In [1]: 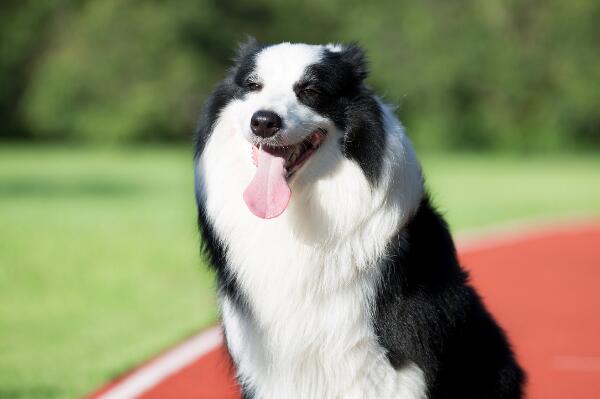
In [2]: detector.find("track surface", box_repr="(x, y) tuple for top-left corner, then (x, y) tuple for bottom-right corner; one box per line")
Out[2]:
(89, 222), (600, 399)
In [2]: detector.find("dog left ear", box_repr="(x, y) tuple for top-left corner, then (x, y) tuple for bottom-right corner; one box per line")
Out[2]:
(339, 43), (368, 81)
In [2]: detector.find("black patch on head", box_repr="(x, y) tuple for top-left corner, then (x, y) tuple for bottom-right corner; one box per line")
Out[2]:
(295, 43), (386, 184)
(232, 37), (265, 91)
(194, 37), (265, 158)
(373, 196), (525, 398)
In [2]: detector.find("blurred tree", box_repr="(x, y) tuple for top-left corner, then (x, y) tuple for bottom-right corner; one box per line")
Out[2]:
(0, 0), (76, 139)
(0, 0), (598, 149)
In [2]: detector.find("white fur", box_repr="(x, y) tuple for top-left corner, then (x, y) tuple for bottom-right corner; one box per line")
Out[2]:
(197, 43), (426, 399)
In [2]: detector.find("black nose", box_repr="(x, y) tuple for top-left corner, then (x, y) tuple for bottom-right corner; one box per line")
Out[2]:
(250, 110), (283, 138)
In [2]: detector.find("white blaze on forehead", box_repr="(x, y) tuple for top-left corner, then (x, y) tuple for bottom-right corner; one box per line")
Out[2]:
(254, 43), (324, 90)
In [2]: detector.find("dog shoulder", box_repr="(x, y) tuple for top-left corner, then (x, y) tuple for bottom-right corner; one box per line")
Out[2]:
(373, 197), (525, 398)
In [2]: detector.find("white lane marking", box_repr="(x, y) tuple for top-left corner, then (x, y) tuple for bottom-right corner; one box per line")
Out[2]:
(94, 326), (223, 399)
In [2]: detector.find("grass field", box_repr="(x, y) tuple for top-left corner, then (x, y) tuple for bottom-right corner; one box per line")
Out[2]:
(1, 145), (599, 399)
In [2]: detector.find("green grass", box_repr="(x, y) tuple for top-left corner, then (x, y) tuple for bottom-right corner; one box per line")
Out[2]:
(0, 145), (599, 399)
(0, 145), (215, 399)
(420, 152), (600, 230)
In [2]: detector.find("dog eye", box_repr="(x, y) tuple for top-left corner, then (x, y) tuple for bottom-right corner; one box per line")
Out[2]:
(245, 81), (263, 91)
(302, 85), (321, 95)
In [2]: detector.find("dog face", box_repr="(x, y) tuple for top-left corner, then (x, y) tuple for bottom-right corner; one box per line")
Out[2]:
(233, 42), (336, 149)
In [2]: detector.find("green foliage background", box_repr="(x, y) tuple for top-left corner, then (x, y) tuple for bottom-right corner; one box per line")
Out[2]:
(1, 3), (599, 397)
(1, 0), (599, 150)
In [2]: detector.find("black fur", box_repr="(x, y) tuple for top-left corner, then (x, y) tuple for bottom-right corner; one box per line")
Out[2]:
(232, 37), (265, 92)
(374, 196), (525, 398)
(296, 45), (386, 183)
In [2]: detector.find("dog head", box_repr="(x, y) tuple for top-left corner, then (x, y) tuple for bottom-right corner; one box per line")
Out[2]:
(196, 40), (421, 227)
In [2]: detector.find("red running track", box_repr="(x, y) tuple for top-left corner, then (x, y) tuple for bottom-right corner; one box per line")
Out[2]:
(88, 221), (600, 399)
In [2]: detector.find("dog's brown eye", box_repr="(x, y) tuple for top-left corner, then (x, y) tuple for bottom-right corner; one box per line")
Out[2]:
(246, 82), (262, 91)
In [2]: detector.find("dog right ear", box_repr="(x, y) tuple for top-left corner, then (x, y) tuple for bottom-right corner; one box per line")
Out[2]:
(235, 36), (260, 63)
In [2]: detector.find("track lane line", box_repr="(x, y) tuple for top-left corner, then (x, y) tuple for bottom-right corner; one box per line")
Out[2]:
(90, 326), (223, 399)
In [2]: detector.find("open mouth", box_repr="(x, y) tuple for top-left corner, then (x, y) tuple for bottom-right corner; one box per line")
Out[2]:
(251, 129), (326, 178)
(243, 129), (326, 219)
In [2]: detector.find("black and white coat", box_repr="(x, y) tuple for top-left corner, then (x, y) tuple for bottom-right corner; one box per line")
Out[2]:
(194, 40), (524, 399)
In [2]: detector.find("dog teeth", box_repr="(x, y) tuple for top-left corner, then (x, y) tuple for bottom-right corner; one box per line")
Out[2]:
(285, 132), (324, 169)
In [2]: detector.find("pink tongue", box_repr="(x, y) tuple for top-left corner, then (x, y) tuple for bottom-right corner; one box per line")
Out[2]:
(243, 146), (291, 219)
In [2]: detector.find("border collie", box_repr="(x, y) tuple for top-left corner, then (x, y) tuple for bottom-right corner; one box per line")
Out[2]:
(194, 40), (524, 399)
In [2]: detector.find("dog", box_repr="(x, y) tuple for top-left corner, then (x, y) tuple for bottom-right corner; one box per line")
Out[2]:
(194, 39), (524, 399)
